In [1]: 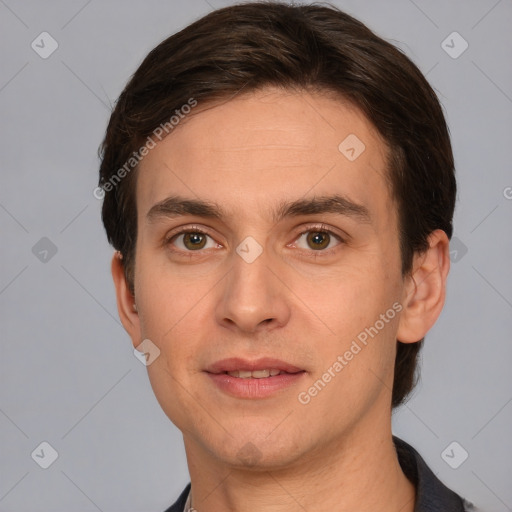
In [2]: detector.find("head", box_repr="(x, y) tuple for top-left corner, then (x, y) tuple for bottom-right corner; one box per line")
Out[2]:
(99, 2), (454, 468)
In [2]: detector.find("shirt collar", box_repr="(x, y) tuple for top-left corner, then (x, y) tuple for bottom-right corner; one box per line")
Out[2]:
(393, 436), (470, 512)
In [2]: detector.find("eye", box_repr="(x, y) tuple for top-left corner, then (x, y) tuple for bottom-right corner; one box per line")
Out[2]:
(167, 230), (218, 251)
(293, 227), (343, 252)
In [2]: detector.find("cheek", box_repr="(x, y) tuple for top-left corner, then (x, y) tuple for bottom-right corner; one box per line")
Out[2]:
(302, 260), (397, 332)
(300, 254), (402, 381)
(135, 245), (205, 324)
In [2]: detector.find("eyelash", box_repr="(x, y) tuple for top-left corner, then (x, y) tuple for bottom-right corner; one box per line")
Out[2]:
(164, 224), (345, 258)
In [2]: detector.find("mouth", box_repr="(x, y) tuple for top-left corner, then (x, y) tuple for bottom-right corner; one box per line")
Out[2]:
(204, 357), (306, 398)
(205, 357), (305, 376)
(221, 369), (301, 379)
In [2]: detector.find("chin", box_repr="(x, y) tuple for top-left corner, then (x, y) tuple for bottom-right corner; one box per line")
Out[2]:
(209, 429), (306, 471)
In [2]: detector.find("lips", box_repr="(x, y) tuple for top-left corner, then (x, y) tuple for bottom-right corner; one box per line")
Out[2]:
(205, 357), (304, 375)
(205, 357), (307, 399)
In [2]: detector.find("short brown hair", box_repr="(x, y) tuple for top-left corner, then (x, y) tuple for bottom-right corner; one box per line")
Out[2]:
(98, 1), (456, 408)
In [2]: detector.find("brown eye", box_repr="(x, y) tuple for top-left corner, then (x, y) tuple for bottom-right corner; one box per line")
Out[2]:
(306, 231), (331, 250)
(182, 232), (207, 250)
(293, 229), (342, 253)
(168, 230), (217, 252)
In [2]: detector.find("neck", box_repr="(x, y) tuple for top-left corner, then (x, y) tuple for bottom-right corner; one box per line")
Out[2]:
(182, 414), (415, 512)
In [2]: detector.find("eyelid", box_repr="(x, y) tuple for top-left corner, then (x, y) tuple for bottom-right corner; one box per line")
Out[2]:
(165, 224), (212, 239)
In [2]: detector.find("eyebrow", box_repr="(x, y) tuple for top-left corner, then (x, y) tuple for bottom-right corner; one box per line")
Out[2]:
(146, 194), (371, 224)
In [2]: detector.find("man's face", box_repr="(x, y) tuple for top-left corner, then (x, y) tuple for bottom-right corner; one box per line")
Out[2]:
(131, 88), (406, 468)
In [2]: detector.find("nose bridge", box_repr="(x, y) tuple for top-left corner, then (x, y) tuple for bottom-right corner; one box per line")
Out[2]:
(215, 240), (290, 333)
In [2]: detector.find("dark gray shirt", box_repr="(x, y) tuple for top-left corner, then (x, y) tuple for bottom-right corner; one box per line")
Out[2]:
(163, 436), (477, 512)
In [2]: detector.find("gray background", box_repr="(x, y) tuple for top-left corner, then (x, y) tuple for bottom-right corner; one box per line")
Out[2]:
(1, 0), (511, 510)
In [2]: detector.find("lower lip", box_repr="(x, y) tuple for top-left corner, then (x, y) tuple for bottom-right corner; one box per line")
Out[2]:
(206, 371), (306, 399)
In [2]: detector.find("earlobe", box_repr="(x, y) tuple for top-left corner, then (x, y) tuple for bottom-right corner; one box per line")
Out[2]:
(111, 251), (141, 346)
(396, 230), (450, 344)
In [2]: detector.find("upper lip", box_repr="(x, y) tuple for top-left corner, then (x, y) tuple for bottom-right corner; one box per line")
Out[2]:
(205, 357), (304, 374)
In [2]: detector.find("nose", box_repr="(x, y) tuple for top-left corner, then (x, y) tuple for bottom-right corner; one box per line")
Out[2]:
(215, 244), (291, 334)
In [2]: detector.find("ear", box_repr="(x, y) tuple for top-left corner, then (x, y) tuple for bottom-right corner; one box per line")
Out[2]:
(111, 251), (141, 349)
(397, 230), (451, 343)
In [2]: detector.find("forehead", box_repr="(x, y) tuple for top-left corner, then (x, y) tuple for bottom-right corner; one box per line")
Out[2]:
(136, 87), (393, 226)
